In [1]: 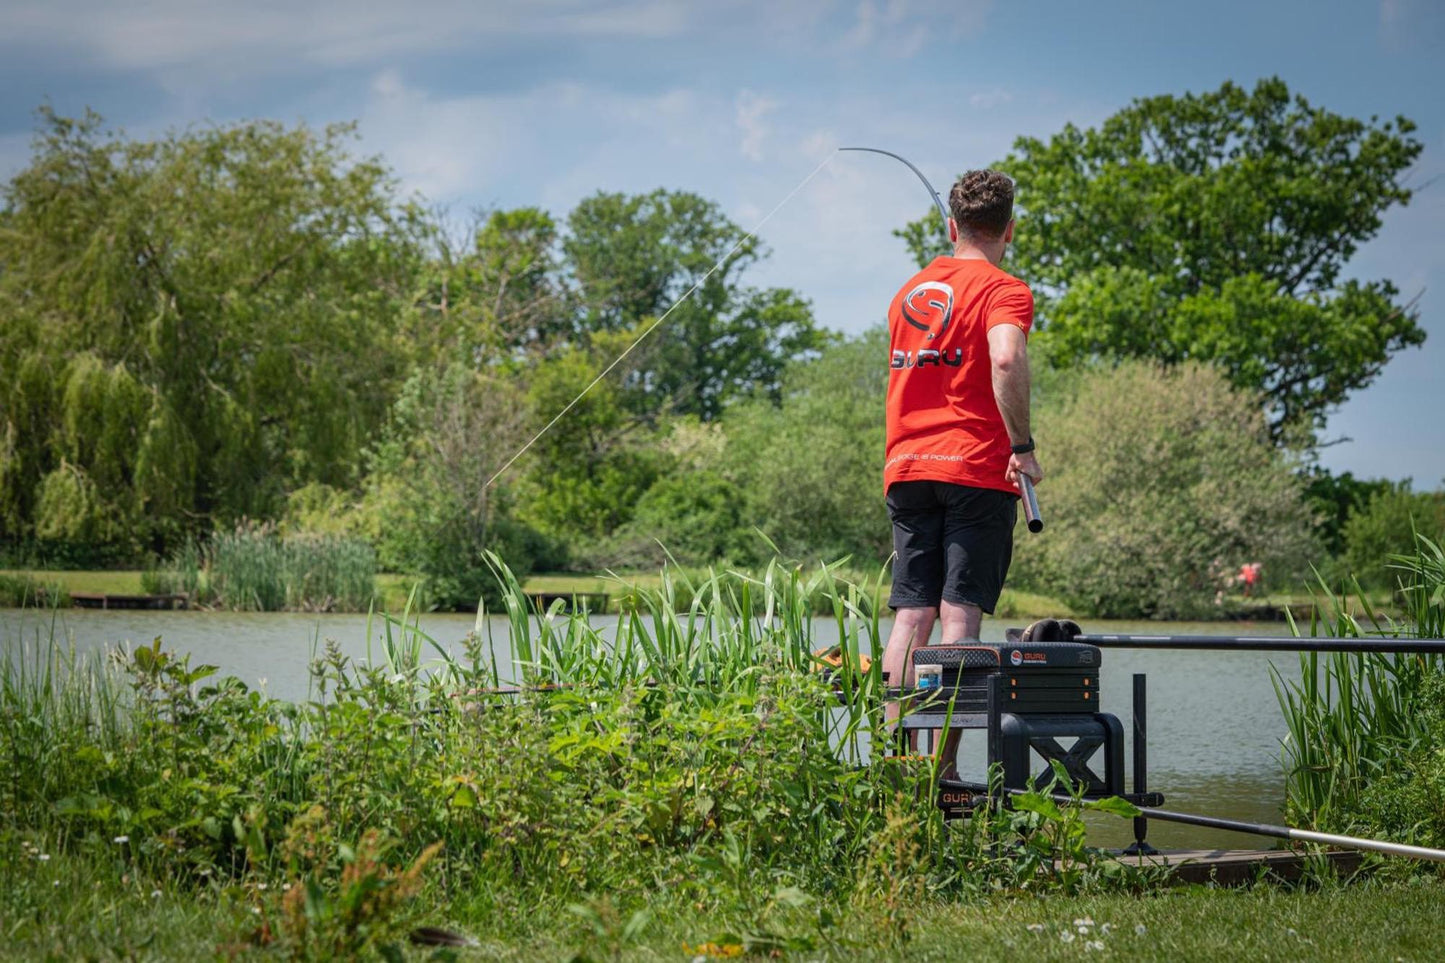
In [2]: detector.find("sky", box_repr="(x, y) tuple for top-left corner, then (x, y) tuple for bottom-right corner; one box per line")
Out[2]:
(2, 0), (1442, 485)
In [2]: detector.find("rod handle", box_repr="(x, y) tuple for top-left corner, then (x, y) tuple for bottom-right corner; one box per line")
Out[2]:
(1019, 473), (1043, 533)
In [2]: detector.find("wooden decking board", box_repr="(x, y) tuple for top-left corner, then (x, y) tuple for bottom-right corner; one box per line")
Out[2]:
(69, 592), (190, 610)
(1111, 848), (1362, 885)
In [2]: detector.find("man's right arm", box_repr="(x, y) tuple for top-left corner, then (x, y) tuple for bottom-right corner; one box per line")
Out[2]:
(987, 324), (1043, 486)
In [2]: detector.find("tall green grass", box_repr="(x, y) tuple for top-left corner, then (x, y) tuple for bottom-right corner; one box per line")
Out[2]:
(144, 523), (377, 611)
(3, 554), (1139, 950)
(1274, 533), (1445, 842)
(0, 572), (67, 608)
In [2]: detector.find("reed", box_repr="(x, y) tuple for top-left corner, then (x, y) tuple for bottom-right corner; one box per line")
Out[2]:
(147, 523), (377, 611)
(2, 554), (1141, 956)
(1273, 533), (1445, 838)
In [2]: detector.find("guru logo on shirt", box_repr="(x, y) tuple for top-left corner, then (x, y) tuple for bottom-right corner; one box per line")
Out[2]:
(901, 281), (954, 340)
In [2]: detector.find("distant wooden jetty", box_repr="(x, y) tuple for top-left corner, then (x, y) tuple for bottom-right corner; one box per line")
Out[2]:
(526, 591), (610, 614)
(70, 592), (190, 610)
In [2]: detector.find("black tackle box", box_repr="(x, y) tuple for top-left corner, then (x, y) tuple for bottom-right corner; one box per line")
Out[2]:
(910, 642), (1101, 714)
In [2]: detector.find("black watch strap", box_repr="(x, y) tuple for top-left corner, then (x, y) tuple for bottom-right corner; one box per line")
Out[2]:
(1010, 437), (1035, 455)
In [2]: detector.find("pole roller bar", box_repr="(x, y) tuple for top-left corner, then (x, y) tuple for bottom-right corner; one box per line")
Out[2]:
(1072, 634), (1445, 654)
(938, 779), (1445, 863)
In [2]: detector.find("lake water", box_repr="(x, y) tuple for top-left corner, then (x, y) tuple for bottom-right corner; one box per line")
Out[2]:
(2, 606), (1305, 851)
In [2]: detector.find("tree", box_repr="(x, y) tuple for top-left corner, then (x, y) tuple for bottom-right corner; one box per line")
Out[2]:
(899, 78), (1425, 441)
(721, 328), (890, 566)
(1018, 360), (1318, 618)
(358, 363), (557, 610)
(0, 110), (422, 550)
(1340, 484), (1445, 589)
(400, 207), (572, 368)
(564, 189), (823, 422)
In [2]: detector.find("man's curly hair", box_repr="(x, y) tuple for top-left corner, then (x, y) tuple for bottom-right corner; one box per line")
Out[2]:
(948, 170), (1014, 240)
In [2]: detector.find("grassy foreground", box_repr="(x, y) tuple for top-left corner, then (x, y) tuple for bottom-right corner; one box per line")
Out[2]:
(5, 557), (1443, 960)
(4, 847), (1442, 961)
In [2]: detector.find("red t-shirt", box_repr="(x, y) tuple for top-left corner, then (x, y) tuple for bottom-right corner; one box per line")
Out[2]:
(883, 257), (1033, 495)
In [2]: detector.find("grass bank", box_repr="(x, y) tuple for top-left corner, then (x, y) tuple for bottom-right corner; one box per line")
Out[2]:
(7, 567), (1111, 621)
(4, 846), (1442, 961)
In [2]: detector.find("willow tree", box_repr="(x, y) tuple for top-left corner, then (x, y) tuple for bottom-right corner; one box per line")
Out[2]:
(0, 110), (423, 550)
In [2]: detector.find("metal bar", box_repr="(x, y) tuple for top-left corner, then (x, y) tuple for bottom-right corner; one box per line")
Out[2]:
(1125, 673), (1156, 855)
(1018, 474), (1043, 533)
(1074, 635), (1445, 654)
(937, 779), (1445, 863)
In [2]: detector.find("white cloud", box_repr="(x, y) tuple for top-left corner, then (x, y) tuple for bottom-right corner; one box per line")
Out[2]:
(840, 0), (992, 55)
(968, 88), (1013, 109)
(0, 0), (698, 72)
(735, 90), (779, 162)
(355, 71), (710, 206)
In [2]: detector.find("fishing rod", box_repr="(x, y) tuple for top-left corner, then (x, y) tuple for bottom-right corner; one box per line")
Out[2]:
(938, 778), (1445, 863)
(842, 146), (1044, 534)
(1071, 634), (1445, 654)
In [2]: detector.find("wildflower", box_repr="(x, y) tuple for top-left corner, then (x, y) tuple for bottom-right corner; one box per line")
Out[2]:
(257, 883), (268, 891)
(38, 853), (50, 862)
(53, 881), (59, 888)
(1101, 923), (1113, 935)
(151, 890), (161, 899)
(113, 835), (129, 844)
(282, 882), (292, 891)
(1135, 924), (1147, 936)
(1085, 940), (1105, 952)
(1074, 917), (1095, 928)
(1027, 923), (1045, 934)
(1060, 930), (1076, 944)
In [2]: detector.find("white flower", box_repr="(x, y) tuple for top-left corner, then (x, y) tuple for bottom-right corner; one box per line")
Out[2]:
(113, 835), (129, 844)
(1085, 940), (1105, 952)
(1101, 923), (1113, 935)
(1078, 926), (1091, 935)
(1026, 923), (1045, 934)
(53, 880), (60, 887)
(38, 853), (50, 861)
(1074, 917), (1095, 928)
(151, 890), (161, 898)
(257, 883), (268, 891)
(1135, 924), (1147, 935)
(1060, 931), (1076, 943)
(252, 906), (261, 915)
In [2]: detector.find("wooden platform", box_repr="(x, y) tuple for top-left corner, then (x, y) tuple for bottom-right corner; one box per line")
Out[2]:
(70, 592), (190, 610)
(1112, 848), (1362, 886)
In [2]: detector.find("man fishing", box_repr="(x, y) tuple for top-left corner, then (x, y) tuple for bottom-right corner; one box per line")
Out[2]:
(880, 169), (1043, 768)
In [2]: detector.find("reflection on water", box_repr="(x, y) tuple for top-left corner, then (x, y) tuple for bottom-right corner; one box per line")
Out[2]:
(2, 606), (1300, 850)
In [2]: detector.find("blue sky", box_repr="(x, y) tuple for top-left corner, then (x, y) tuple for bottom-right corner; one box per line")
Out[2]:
(3, 0), (1441, 484)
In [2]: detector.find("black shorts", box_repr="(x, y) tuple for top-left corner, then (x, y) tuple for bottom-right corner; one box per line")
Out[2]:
(886, 480), (1017, 614)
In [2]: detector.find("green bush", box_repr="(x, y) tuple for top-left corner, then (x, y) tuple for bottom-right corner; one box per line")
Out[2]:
(721, 329), (890, 566)
(1021, 359), (1317, 618)
(1340, 485), (1445, 589)
(0, 560), (1148, 926)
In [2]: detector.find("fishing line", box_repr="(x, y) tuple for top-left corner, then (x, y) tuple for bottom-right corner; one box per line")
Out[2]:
(485, 150), (839, 489)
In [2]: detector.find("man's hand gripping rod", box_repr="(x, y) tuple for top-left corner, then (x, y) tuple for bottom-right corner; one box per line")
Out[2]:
(841, 147), (1043, 533)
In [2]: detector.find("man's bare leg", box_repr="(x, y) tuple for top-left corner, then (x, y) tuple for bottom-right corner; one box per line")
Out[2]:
(938, 599), (982, 642)
(934, 599), (983, 777)
(882, 607), (936, 754)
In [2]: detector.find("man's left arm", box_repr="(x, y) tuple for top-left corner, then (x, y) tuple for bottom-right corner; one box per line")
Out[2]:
(988, 324), (1043, 486)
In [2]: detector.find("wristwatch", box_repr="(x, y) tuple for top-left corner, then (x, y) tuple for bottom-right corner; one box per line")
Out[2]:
(1010, 437), (1035, 455)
